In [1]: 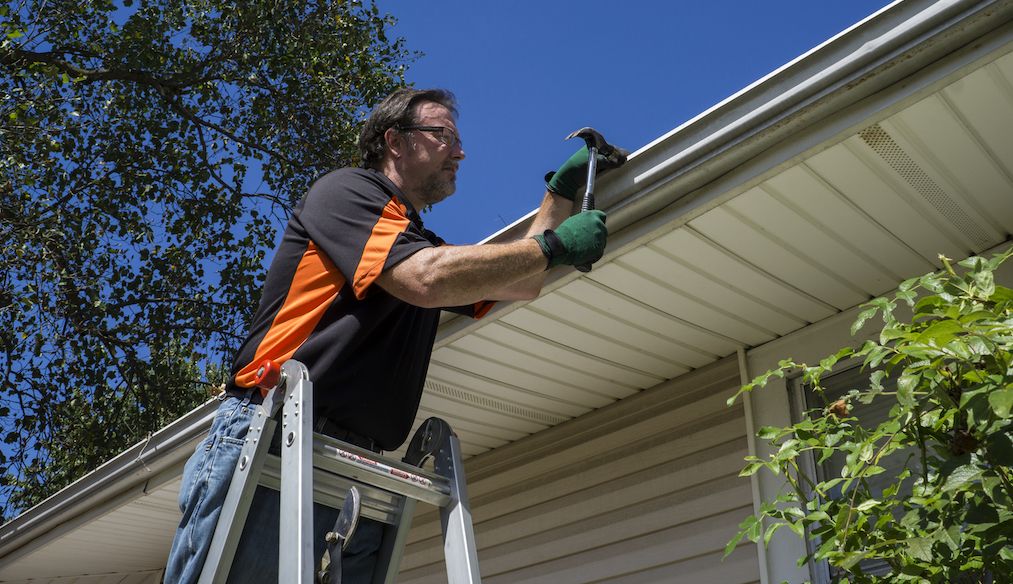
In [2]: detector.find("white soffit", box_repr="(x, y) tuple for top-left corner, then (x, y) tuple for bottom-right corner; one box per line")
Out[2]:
(417, 45), (1013, 459)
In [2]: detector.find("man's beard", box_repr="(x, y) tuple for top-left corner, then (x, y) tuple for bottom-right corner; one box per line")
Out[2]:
(417, 171), (455, 206)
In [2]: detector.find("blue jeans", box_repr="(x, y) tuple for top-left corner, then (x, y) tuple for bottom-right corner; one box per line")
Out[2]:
(164, 393), (383, 583)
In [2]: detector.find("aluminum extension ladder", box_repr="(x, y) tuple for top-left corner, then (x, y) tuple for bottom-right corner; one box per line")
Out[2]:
(196, 359), (482, 583)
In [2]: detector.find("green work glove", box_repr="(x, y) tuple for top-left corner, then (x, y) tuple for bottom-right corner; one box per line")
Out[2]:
(544, 147), (626, 201)
(532, 210), (608, 269)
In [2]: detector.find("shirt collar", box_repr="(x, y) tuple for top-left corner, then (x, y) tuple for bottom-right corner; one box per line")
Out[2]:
(368, 168), (425, 226)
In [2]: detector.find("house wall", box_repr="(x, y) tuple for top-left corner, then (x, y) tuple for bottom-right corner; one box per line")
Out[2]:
(397, 357), (761, 584)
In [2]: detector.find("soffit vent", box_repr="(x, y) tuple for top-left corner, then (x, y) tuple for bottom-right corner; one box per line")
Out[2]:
(859, 124), (991, 248)
(424, 379), (570, 426)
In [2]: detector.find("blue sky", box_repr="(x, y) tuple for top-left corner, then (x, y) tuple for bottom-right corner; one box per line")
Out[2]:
(375, 0), (895, 244)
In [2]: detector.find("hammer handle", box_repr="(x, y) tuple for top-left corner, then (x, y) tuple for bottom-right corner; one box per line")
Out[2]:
(575, 146), (598, 273)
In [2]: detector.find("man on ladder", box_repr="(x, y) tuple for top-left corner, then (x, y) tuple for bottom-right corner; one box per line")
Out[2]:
(165, 87), (622, 583)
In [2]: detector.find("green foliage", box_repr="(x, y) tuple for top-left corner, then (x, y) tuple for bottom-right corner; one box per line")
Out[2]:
(0, 0), (412, 519)
(727, 250), (1013, 583)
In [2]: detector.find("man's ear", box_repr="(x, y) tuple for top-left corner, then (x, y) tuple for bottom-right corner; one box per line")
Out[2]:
(384, 127), (405, 160)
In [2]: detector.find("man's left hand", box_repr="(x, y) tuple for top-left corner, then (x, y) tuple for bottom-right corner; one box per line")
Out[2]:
(544, 146), (628, 201)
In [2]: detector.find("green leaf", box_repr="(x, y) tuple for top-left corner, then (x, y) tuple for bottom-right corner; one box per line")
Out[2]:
(855, 498), (879, 512)
(895, 289), (917, 306)
(965, 498), (999, 530)
(985, 431), (1013, 466)
(965, 335), (992, 357)
(839, 550), (871, 570)
(777, 439), (799, 459)
(880, 324), (910, 343)
(959, 310), (994, 324)
(740, 514), (762, 541)
(905, 537), (934, 562)
(724, 527), (749, 558)
(851, 306), (879, 335)
(987, 387), (1013, 418)
(941, 525), (961, 551)
(945, 339), (973, 360)
(739, 461), (764, 477)
(864, 465), (886, 477)
(763, 521), (785, 546)
(898, 276), (920, 292)
(897, 372), (919, 408)
(942, 464), (982, 493)
(991, 285), (1013, 304)
(916, 319), (964, 346)
(914, 294), (944, 316)
(973, 267), (995, 297)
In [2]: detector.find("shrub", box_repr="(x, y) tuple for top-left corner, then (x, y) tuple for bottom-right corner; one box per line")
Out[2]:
(727, 249), (1013, 583)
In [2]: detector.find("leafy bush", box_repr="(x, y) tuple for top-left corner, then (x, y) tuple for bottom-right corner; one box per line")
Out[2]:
(727, 249), (1013, 583)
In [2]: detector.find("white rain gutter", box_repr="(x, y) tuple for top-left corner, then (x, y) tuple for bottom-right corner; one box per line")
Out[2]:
(437, 0), (1013, 346)
(0, 400), (218, 566)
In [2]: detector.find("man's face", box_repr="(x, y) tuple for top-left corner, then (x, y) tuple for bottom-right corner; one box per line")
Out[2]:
(400, 102), (465, 207)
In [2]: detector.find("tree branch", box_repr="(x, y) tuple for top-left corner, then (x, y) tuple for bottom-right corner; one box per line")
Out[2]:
(160, 89), (293, 167)
(2, 47), (184, 91)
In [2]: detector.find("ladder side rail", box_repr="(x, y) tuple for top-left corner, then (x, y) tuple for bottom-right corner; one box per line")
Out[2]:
(197, 399), (282, 583)
(278, 360), (315, 584)
(435, 432), (482, 584)
(371, 497), (418, 584)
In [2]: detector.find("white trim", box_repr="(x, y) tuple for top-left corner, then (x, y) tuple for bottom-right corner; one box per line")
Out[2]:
(737, 347), (769, 584)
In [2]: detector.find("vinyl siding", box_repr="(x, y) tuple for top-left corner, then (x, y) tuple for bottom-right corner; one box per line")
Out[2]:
(398, 357), (760, 584)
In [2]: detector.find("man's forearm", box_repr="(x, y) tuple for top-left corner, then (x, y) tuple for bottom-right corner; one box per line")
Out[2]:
(378, 191), (585, 307)
(491, 190), (575, 299)
(524, 190), (575, 237)
(376, 236), (550, 308)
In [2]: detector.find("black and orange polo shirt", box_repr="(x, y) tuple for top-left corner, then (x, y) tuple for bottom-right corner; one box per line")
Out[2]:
(228, 168), (492, 450)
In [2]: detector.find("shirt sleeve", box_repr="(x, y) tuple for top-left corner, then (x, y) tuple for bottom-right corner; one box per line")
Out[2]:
(443, 301), (496, 319)
(296, 169), (435, 300)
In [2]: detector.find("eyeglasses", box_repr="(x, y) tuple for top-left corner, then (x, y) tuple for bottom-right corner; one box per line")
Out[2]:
(397, 125), (462, 149)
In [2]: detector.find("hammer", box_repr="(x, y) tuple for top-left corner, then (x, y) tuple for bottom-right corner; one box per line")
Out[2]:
(565, 127), (627, 272)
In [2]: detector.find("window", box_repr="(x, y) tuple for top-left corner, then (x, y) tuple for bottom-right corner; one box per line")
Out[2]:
(790, 365), (919, 583)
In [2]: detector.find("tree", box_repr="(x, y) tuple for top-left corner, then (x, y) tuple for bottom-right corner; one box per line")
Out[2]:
(727, 249), (1013, 583)
(0, 0), (413, 519)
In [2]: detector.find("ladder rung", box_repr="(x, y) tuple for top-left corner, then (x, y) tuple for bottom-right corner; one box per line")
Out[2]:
(259, 455), (406, 524)
(310, 434), (452, 507)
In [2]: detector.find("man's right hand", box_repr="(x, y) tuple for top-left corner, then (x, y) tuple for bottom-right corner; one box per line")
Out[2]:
(532, 210), (608, 269)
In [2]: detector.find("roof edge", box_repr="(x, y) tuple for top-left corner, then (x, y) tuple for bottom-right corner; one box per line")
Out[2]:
(436, 0), (1013, 346)
(0, 400), (218, 563)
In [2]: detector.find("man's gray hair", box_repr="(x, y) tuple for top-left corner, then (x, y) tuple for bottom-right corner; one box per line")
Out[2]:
(358, 88), (458, 169)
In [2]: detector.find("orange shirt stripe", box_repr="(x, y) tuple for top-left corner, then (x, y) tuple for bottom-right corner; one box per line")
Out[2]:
(234, 242), (345, 387)
(352, 197), (411, 300)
